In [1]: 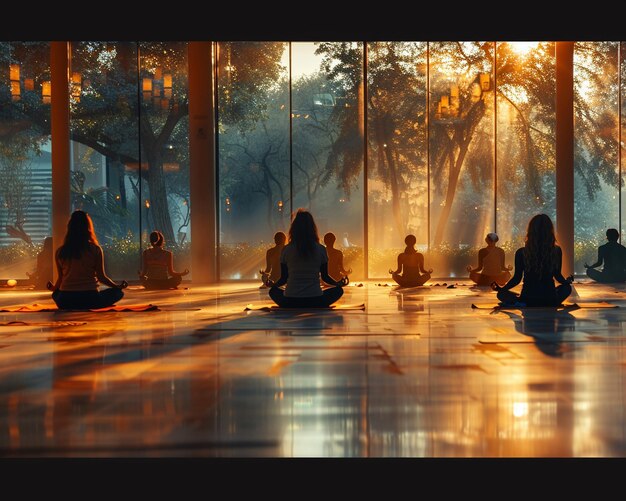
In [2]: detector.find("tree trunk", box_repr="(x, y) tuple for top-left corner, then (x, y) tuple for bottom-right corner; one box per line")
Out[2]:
(433, 140), (471, 247)
(146, 152), (175, 245)
(384, 145), (404, 236)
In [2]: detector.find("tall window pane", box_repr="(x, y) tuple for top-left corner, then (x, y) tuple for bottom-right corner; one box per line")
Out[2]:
(70, 42), (140, 279)
(367, 42), (427, 278)
(0, 42), (51, 282)
(496, 42), (556, 267)
(429, 42), (494, 278)
(139, 42), (191, 278)
(574, 42), (619, 274)
(292, 42), (364, 279)
(217, 42), (288, 279)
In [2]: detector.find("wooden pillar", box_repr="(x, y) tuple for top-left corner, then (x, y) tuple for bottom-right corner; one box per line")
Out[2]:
(188, 42), (217, 283)
(51, 42), (71, 280)
(556, 41), (575, 276)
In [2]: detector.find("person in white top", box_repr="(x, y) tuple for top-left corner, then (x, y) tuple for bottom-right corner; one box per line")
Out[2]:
(466, 232), (512, 286)
(50, 210), (127, 309)
(264, 209), (348, 308)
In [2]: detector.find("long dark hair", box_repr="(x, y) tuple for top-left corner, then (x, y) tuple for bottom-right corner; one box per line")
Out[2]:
(523, 214), (557, 277)
(57, 210), (99, 261)
(404, 234), (417, 254)
(288, 209), (319, 257)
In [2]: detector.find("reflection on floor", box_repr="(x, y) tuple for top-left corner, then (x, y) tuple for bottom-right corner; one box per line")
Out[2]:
(1, 280), (626, 457)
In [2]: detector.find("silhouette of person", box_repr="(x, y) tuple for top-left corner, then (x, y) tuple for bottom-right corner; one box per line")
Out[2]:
(389, 234), (432, 287)
(323, 232), (352, 284)
(27, 236), (53, 290)
(260, 231), (286, 287)
(50, 210), (127, 309)
(139, 230), (189, 290)
(265, 209), (348, 308)
(584, 228), (626, 283)
(467, 232), (512, 286)
(493, 214), (573, 307)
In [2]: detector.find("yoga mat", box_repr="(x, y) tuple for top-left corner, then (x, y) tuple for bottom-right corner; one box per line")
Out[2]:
(471, 302), (618, 310)
(0, 320), (87, 327)
(244, 303), (366, 312)
(0, 303), (159, 313)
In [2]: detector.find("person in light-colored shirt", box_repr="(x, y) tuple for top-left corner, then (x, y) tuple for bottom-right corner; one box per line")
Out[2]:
(50, 210), (127, 309)
(265, 209), (348, 308)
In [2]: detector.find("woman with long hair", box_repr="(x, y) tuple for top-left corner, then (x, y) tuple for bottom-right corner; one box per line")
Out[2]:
(493, 214), (573, 306)
(389, 234), (433, 287)
(49, 210), (127, 309)
(139, 230), (189, 290)
(265, 209), (348, 308)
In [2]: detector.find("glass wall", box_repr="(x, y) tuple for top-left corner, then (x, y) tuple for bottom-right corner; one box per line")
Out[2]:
(367, 42), (427, 278)
(139, 42), (191, 277)
(69, 42), (190, 280)
(3, 41), (626, 281)
(429, 42), (494, 278)
(574, 42), (620, 274)
(496, 42), (556, 267)
(292, 42), (364, 279)
(0, 42), (51, 282)
(217, 42), (289, 279)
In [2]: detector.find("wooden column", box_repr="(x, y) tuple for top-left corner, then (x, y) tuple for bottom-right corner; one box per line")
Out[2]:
(556, 41), (575, 276)
(188, 42), (217, 283)
(51, 42), (71, 280)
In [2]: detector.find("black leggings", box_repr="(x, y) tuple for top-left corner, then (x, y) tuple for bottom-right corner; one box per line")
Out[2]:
(141, 276), (182, 290)
(269, 286), (344, 308)
(392, 272), (430, 287)
(52, 288), (124, 310)
(497, 284), (572, 307)
(586, 268), (626, 284)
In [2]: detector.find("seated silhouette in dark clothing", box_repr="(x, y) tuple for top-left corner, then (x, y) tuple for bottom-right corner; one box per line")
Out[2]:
(494, 214), (572, 307)
(585, 228), (626, 283)
(323, 232), (351, 284)
(260, 231), (286, 288)
(389, 234), (432, 287)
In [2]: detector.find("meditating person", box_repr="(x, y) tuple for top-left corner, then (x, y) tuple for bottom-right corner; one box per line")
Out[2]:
(323, 232), (352, 283)
(27, 236), (53, 290)
(389, 234), (432, 287)
(265, 209), (348, 308)
(139, 230), (189, 290)
(584, 228), (626, 283)
(493, 214), (573, 307)
(260, 231), (286, 287)
(50, 210), (127, 310)
(466, 232), (512, 286)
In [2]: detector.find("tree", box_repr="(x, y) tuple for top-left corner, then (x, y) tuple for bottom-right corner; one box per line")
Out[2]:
(316, 41), (620, 248)
(2, 41), (287, 248)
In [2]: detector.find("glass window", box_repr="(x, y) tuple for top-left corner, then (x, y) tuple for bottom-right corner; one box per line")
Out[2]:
(429, 42), (495, 278)
(217, 42), (289, 280)
(574, 42), (619, 274)
(366, 42), (427, 278)
(292, 42), (364, 279)
(0, 42), (51, 282)
(496, 42), (556, 267)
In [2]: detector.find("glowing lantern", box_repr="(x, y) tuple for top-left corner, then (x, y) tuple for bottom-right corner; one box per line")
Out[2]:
(9, 64), (20, 81)
(24, 78), (34, 91)
(10, 81), (20, 101)
(42, 81), (51, 104)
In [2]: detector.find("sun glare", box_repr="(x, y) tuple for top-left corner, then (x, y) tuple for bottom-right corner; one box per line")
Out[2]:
(509, 41), (541, 57)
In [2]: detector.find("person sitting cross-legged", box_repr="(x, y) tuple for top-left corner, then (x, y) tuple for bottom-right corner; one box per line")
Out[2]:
(585, 228), (626, 283)
(467, 232), (512, 287)
(493, 214), (573, 307)
(265, 209), (348, 308)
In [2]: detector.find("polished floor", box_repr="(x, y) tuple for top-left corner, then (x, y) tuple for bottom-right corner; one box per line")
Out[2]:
(1, 279), (626, 457)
